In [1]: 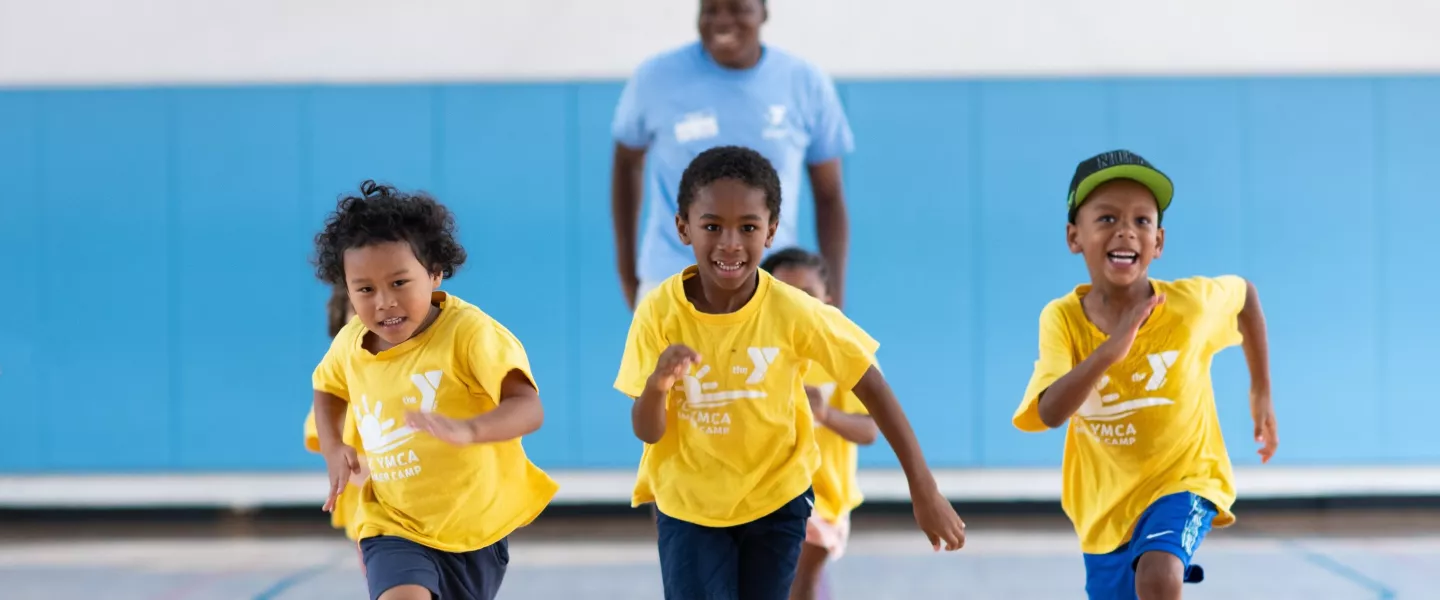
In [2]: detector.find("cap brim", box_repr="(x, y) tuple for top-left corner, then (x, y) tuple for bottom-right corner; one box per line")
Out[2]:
(1070, 165), (1174, 213)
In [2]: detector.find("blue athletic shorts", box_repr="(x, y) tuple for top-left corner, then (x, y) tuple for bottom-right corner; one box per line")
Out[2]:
(654, 488), (814, 600)
(359, 534), (508, 600)
(1082, 492), (1217, 600)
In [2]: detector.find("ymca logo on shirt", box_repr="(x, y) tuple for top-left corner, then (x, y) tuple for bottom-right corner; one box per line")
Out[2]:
(353, 370), (443, 482)
(762, 104), (792, 141)
(677, 347), (780, 435)
(1075, 351), (1180, 446)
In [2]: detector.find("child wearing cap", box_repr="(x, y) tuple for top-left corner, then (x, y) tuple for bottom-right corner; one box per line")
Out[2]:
(1012, 150), (1279, 600)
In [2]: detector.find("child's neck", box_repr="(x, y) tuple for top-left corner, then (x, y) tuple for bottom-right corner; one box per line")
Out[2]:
(685, 272), (759, 314)
(363, 303), (441, 354)
(1082, 277), (1154, 334)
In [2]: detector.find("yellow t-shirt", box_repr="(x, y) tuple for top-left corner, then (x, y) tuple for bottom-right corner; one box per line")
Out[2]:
(1014, 276), (1248, 554)
(312, 292), (559, 553)
(615, 266), (879, 528)
(804, 360), (874, 523)
(302, 408), (364, 540)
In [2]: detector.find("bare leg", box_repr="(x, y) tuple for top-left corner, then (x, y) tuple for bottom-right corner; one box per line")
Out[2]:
(1134, 551), (1184, 600)
(788, 542), (831, 600)
(378, 584), (433, 600)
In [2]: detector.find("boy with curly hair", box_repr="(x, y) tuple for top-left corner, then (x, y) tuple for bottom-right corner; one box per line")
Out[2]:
(310, 181), (559, 600)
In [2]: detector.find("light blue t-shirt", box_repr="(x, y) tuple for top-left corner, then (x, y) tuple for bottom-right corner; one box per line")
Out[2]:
(612, 41), (855, 284)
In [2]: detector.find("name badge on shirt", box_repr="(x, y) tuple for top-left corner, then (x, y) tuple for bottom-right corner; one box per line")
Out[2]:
(674, 111), (720, 143)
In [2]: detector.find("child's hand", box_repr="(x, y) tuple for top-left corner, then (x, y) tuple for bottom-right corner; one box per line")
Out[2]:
(350, 458), (372, 488)
(1100, 293), (1166, 363)
(912, 484), (966, 552)
(648, 344), (702, 393)
(1250, 390), (1278, 463)
(406, 411), (478, 446)
(805, 385), (830, 424)
(321, 444), (361, 513)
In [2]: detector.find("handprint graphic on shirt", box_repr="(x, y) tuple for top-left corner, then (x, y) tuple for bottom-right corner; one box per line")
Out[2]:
(353, 370), (446, 454)
(353, 395), (417, 454)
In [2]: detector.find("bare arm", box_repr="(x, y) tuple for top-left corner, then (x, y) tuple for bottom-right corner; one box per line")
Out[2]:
(820, 410), (878, 445)
(1034, 350), (1121, 428)
(807, 386), (877, 445)
(312, 391), (349, 452)
(314, 390), (359, 512)
(808, 159), (850, 309)
(1035, 293), (1163, 428)
(1237, 279), (1278, 462)
(630, 344), (698, 444)
(850, 367), (934, 485)
(1238, 280), (1271, 394)
(466, 370), (545, 444)
(612, 144), (648, 309)
(850, 365), (966, 550)
(631, 382), (669, 445)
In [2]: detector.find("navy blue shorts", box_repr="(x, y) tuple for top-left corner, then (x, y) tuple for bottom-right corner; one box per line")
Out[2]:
(359, 535), (508, 600)
(1083, 492), (1217, 600)
(655, 488), (814, 600)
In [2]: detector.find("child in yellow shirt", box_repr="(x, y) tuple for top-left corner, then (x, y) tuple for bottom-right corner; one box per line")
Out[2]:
(310, 180), (559, 600)
(1013, 150), (1279, 600)
(760, 247), (879, 600)
(616, 146), (965, 600)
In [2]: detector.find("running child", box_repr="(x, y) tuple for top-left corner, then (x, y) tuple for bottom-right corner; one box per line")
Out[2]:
(1012, 150), (1278, 600)
(310, 180), (559, 600)
(303, 285), (367, 541)
(760, 247), (879, 600)
(616, 145), (965, 600)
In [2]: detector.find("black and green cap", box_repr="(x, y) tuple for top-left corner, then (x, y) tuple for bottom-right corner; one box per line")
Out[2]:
(1066, 149), (1173, 222)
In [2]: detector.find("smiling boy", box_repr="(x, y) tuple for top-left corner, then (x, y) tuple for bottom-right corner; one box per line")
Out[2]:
(1012, 150), (1279, 600)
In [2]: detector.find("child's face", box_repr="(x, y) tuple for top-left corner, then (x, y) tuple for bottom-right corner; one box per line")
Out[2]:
(676, 178), (777, 292)
(342, 240), (443, 346)
(772, 265), (831, 305)
(1066, 179), (1165, 289)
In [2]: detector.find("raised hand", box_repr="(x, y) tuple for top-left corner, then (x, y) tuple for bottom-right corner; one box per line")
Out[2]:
(1099, 293), (1166, 363)
(649, 344), (702, 392)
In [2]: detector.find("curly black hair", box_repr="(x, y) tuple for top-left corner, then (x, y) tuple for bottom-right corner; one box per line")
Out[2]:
(311, 180), (468, 286)
(676, 145), (782, 223)
(759, 246), (828, 282)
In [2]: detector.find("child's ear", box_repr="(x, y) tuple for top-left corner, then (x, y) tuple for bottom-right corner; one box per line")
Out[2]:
(1065, 223), (1082, 254)
(1154, 226), (1165, 259)
(675, 214), (692, 246)
(764, 220), (778, 248)
(428, 268), (444, 288)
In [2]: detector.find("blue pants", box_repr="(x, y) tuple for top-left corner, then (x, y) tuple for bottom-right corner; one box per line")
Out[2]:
(655, 488), (814, 600)
(1083, 492), (1217, 600)
(359, 535), (508, 600)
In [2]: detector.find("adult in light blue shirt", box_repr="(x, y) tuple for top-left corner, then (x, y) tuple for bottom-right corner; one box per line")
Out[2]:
(610, 0), (856, 310)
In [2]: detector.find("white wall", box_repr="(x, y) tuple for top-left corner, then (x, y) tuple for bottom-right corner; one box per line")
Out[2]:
(2, 0), (1439, 86)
